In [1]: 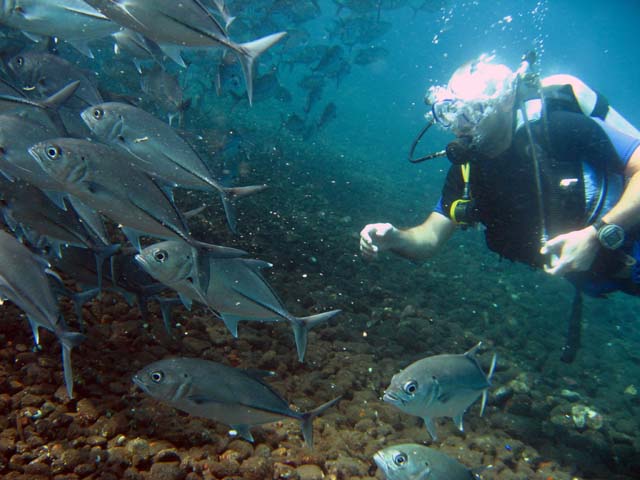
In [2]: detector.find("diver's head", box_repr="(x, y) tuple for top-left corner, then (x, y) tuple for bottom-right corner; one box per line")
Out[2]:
(426, 54), (518, 157)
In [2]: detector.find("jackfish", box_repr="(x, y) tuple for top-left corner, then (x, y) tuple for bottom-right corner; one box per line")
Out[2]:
(383, 343), (496, 440)
(28, 137), (245, 258)
(133, 357), (341, 445)
(0, 0), (118, 57)
(82, 0), (286, 104)
(81, 101), (266, 233)
(135, 240), (341, 362)
(0, 230), (84, 398)
(374, 443), (477, 480)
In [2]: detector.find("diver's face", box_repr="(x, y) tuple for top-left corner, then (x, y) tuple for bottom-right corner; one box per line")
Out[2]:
(456, 95), (515, 158)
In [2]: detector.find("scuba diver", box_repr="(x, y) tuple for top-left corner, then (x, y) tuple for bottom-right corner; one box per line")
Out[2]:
(359, 53), (640, 362)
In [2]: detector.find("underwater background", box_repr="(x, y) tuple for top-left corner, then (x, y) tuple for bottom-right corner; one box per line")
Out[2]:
(1, 0), (639, 479)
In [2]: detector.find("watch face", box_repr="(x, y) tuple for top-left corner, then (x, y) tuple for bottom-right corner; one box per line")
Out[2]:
(599, 224), (625, 250)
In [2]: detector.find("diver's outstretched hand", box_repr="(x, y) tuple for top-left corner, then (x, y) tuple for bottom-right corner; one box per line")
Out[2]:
(359, 223), (398, 259)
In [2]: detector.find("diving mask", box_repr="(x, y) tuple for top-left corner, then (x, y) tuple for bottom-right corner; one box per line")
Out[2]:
(426, 54), (517, 136)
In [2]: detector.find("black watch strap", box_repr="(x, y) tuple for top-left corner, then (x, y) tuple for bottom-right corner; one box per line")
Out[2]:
(592, 219), (625, 250)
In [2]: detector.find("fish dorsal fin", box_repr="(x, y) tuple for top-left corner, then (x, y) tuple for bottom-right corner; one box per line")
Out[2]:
(62, 4), (111, 20)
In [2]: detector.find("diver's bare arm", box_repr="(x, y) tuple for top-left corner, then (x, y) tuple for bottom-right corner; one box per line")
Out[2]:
(389, 212), (456, 262)
(597, 145), (640, 230)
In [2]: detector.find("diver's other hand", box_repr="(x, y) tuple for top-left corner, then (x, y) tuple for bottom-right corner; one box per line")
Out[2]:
(540, 226), (600, 275)
(359, 223), (398, 259)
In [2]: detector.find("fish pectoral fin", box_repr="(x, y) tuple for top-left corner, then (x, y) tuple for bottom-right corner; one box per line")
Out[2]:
(187, 394), (216, 405)
(423, 416), (438, 441)
(453, 414), (464, 432)
(230, 425), (254, 443)
(67, 40), (95, 59)
(436, 389), (454, 404)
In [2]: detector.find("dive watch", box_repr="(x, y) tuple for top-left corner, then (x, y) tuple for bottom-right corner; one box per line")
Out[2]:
(593, 219), (625, 250)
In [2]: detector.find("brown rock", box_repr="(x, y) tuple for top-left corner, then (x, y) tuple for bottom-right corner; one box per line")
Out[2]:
(23, 461), (51, 476)
(239, 455), (273, 480)
(74, 462), (97, 476)
(208, 458), (240, 477)
(76, 399), (99, 424)
(273, 461), (299, 479)
(154, 448), (181, 463)
(295, 464), (325, 480)
(148, 461), (186, 480)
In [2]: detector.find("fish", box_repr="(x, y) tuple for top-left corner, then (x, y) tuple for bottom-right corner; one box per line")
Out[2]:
(0, 113), (65, 189)
(140, 65), (190, 126)
(134, 240), (341, 362)
(373, 443), (477, 480)
(82, 0), (286, 104)
(0, 0), (118, 57)
(80, 101), (267, 233)
(132, 357), (341, 445)
(317, 102), (337, 131)
(6, 52), (103, 110)
(383, 343), (497, 440)
(27, 137), (246, 258)
(0, 229), (85, 398)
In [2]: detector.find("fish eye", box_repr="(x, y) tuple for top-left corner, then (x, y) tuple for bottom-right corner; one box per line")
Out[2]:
(403, 380), (418, 395)
(14, 56), (23, 67)
(92, 108), (104, 120)
(150, 370), (164, 383)
(46, 145), (61, 159)
(153, 249), (168, 263)
(393, 452), (408, 466)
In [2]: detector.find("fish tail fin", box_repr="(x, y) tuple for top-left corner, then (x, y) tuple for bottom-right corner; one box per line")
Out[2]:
(42, 80), (80, 110)
(59, 331), (86, 399)
(292, 309), (341, 362)
(236, 32), (287, 106)
(480, 353), (497, 417)
(300, 396), (342, 448)
(219, 185), (267, 233)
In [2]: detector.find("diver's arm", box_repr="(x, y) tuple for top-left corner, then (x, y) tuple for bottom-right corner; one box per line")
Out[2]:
(360, 212), (455, 262)
(598, 145), (640, 229)
(542, 144), (640, 275)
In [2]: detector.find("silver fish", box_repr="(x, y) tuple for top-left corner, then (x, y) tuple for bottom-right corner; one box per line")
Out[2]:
(0, 113), (64, 189)
(134, 240), (341, 362)
(0, 230), (84, 398)
(0, 0), (118, 57)
(83, 0), (286, 104)
(140, 66), (190, 126)
(6, 52), (103, 109)
(383, 343), (496, 440)
(27, 137), (245, 258)
(0, 178), (100, 251)
(81, 101), (266, 233)
(133, 357), (341, 445)
(374, 444), (477, 480)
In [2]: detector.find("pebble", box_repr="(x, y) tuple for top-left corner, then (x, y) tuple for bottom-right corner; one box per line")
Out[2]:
(296, 464), (325, 480)
(239, 455), (273, 480)
(148, 462), (186, 480)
